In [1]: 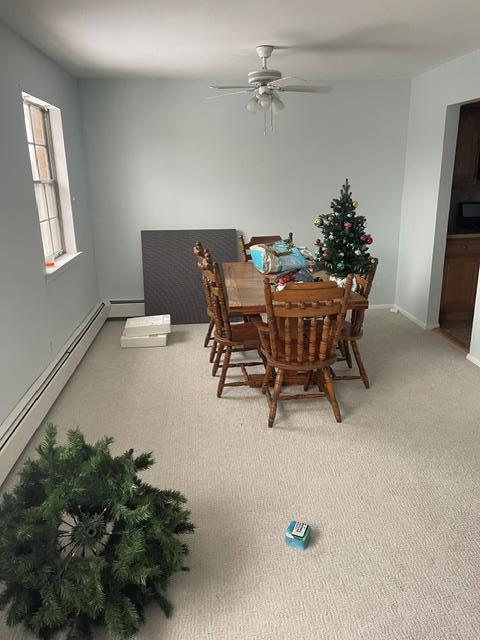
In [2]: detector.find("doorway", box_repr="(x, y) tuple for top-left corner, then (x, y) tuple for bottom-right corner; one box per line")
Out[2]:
(438, 101), (480, 350)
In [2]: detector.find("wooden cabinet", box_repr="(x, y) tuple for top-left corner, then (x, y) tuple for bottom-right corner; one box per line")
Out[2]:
(440, 237), (480, 314)
(453, 104), (480, 186)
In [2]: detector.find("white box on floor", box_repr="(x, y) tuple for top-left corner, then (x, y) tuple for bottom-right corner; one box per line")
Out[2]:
(120, 333), (168, 348)
(124, 314), (171, 337)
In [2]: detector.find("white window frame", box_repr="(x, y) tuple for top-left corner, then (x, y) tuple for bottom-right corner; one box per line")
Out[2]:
(22, 92), (80, 278)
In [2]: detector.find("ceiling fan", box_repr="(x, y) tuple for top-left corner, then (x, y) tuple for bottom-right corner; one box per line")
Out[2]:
(208, 45), (332, 134)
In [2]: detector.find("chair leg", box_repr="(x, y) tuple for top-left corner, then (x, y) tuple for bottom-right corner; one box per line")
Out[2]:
(257, 349), (267, 367)
(212, 344), (224, 376)
(217, 347), (231, 398)
(209, 339), (217, 363)
(338, 341), (346, 358)
(351, 340), (370, 389)
(322, 368), (342, 423)
(262, 365), (273, 394)
(304, 370), (314, 392)
(204, 319), (214, 348)
(268, 369), (284, 428)
(343, 340), (353, 368)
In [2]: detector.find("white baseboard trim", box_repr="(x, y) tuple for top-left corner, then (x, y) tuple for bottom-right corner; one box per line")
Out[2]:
(392, 305), (439, 330)
(108, 300), (145, 318)
(0, 301), (109, 487)
(466, 353), (480, 368)
(369, 304), (394, 310)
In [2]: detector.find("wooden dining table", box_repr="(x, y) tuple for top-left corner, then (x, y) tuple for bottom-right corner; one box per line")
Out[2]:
(223, 261), (369, 315)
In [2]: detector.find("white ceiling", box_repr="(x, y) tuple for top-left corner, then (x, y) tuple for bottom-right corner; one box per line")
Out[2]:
(1, 0), (480, 81)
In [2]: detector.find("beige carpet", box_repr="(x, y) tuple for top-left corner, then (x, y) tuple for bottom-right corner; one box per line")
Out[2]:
(2, 311), (480, 640)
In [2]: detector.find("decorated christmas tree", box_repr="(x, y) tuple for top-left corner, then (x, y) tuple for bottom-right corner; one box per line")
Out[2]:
(0, 425), (194, 639)
(313, 179), (373, 278)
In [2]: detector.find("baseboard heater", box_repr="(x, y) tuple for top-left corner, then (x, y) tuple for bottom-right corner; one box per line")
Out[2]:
(0, 301), (109, 486)
(108, 300), (145, 318)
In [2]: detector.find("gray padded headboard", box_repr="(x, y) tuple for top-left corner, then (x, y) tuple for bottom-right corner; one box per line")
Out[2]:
(141, 229), (239, 324)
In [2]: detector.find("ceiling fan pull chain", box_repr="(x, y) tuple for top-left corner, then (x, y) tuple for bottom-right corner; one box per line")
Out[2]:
(264, 110), (267, 136)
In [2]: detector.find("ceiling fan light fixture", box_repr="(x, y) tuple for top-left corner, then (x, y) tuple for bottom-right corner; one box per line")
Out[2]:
(271, 94), (285, 114)
(257, 94), (271, 111)
(245, 95), (258, 113)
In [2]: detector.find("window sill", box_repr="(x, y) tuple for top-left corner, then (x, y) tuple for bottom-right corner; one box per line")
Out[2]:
(45, 252), (82, 282)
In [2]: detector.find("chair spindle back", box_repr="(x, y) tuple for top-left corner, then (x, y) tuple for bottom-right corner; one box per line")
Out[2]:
(262, 275), (353, 365)
(202, 261), (232, 341)
(193, 241), (215, 315)
(350, 258), (378, 336)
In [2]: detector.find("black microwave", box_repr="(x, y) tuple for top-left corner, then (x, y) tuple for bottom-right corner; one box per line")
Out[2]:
(457, 202), (480, 231)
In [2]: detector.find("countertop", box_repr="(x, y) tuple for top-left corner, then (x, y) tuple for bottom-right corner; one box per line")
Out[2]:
(447, 233), (480, 239)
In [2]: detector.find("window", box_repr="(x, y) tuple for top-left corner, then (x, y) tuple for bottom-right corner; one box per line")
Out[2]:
(23, 96), (64, 261)
(22, 93), (78, 273)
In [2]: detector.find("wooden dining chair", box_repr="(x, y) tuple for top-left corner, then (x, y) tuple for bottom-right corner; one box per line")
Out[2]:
(257, 275), (353, 427)
(193, 241), (262, 368)
(193, 241), (216, 350)
(335, 257), (379, 389)
(239, 232), (294, 262)
(202, 261), (264, 397)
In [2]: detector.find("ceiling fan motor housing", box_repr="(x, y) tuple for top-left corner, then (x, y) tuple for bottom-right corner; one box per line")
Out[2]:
(248, 69), (281, 85)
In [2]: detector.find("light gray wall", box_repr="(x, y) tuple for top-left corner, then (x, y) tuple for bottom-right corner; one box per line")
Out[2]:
(0, 22), (99, 424)
(470, 277), (480, 365)
(394, 50), (480, 358)
(79, 78), (410, 306)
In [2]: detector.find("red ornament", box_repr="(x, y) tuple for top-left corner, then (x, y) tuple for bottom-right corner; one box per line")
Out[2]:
(366, 236), (373, 245)
(314, 238), (321, 246)
(330, 202), (335, 209)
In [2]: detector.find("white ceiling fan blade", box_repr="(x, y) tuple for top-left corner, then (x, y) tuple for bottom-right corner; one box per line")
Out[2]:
(209, 85), (252, 89)
(206, 89), (254, 100)
(268, 75), (306, 87)
(276, 85), (333, 93)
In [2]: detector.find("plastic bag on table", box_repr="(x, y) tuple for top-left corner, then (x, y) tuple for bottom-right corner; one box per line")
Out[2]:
(250, 240), (308, 274)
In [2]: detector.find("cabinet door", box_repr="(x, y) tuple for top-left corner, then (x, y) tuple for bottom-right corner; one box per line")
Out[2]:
(441, 256), (479, 313)
(453, 105), (480, 186)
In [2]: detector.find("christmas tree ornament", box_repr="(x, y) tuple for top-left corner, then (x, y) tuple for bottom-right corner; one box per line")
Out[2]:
(352, 200), (359, 208)
(313, 216), (323, 228)
(0, 425), (194, 640)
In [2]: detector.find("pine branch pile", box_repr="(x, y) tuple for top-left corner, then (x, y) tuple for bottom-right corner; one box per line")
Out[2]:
(0, 425), (194, 639)
(313, 179), (373, 278)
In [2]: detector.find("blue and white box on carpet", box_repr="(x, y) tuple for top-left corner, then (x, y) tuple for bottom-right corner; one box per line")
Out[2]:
(285, 520), (311, 550)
